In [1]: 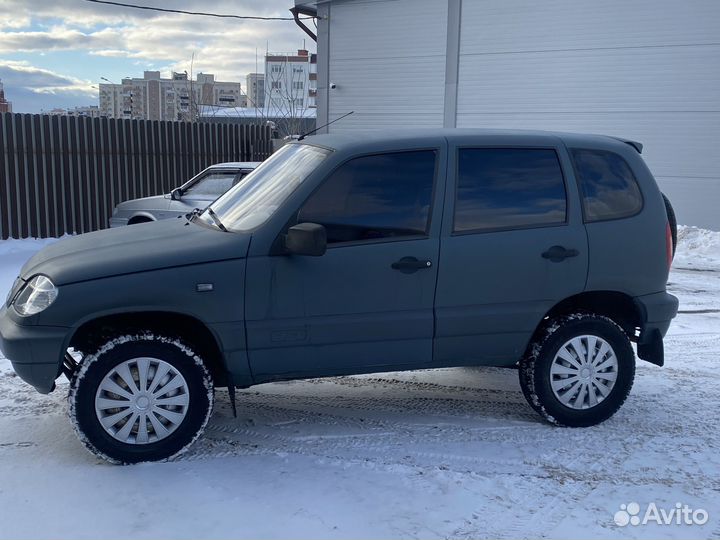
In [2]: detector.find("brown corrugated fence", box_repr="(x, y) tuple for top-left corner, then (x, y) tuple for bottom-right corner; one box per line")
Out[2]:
(0, 112), (273, 239)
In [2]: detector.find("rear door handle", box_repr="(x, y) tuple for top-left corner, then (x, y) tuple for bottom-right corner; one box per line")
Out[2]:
(541, 245), (579, 263)
(391, 256), (433, 274)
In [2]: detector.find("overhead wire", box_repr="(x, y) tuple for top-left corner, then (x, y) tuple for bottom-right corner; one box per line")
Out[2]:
(82, 0), (314, 20)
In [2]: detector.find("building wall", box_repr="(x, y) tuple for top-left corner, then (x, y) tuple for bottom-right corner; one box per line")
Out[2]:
(246, 73), (266, 108)
(312, 0), (720, 229)
(454, 0), (720, 231)
(323, 0), (448, 132)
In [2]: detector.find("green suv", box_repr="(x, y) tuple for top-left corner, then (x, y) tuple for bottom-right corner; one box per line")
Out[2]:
(0, 129), (679, 463)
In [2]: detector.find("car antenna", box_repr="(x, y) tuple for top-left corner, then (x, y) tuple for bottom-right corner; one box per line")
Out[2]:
(298, 111), (354, 141)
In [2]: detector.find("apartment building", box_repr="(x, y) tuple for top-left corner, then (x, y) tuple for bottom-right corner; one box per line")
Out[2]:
(99, 71), (245, 121)
(0, 79), (11, 113)
(264, 49), (317, 114)
(245, 73), (265, 109)
(43, 105), (101, 118)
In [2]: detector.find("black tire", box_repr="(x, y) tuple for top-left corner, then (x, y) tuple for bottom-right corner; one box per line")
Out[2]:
(519, 313), (635, 427)
(662, 192), (677, 258)
(69, 334), (213, 464)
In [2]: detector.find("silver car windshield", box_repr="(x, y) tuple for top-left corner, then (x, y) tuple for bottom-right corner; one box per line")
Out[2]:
(184, 171), (240, 197)
(198, 144), (331, 232)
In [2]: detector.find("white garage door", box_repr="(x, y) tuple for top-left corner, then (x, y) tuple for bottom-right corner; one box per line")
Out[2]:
(327, 0), (448, 132)
(457, 0), (720, 229)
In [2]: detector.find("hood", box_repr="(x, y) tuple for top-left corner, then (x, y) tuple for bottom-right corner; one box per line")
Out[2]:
(116, 194), (168, 210)
(21, 218), (250, 285)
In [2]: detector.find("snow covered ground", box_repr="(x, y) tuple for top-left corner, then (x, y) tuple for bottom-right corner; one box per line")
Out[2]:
(0, 228), (718, 540)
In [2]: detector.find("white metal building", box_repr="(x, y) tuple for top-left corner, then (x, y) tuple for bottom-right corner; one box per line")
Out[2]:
(294, 0), (720, 229)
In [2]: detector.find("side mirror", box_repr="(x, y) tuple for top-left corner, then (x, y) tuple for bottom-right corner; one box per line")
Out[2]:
(170, 188), (183, 201)
(285, 223), (327, 257)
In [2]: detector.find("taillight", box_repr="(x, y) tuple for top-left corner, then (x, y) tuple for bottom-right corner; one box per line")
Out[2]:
(665, 222), (673, 270)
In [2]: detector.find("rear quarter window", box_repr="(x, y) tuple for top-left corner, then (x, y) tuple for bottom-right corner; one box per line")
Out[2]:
(571, 149), (643, 222)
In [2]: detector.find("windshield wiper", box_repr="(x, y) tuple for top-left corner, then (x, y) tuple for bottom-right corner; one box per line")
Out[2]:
(184, 207), (203, 224)
(206, 207), (228, 232)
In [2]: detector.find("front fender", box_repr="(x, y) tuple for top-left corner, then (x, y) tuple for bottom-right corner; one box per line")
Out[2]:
(36, 259), (252, 385)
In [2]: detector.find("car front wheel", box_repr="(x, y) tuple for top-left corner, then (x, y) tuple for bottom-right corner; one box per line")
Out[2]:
(69, 334), (213, 464)
(519, 313), (635, 427)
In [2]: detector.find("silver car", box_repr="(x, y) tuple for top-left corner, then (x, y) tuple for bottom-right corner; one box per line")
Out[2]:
(109, 161), (260, 227)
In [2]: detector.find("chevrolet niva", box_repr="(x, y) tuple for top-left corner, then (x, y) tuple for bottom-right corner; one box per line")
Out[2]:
(0, 129), (679, 463)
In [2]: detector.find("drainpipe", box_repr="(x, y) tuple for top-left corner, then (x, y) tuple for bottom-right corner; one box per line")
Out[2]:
(290, 6), (318, 42)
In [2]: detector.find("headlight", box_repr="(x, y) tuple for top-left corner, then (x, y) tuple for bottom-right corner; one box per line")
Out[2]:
(12, 275), (58, 317)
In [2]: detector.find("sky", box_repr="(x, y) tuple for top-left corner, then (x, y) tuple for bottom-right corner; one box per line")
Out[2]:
(0, 0), (315, 113)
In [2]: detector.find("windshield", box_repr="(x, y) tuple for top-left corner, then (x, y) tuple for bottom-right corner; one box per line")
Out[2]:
(184, 171), (241, 197)
(198, 144), (331, 232)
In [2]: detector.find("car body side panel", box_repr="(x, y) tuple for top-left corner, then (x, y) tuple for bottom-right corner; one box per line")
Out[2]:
(244, 136), (448, 380)
(34, 258), (253, 386)
(560, 136), (672, 296)
(245, 238), (440, 380)
(434, 135), (589, 366)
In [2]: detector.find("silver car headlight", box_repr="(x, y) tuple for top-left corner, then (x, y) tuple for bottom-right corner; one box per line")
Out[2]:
(12, 275), (58, 317)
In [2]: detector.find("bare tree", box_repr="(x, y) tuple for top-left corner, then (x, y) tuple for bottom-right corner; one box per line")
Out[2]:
(266, 54), (311, 138)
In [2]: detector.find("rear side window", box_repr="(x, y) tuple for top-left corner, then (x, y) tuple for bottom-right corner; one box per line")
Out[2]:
(298, 150), (436, 244)
(454, 148), (567, 233)
(571, 149), (643, 222)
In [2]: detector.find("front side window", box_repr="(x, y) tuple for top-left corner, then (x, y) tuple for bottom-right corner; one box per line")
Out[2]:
(298, 150), (437, 244)
(184, 171), (240, 197)
(571, 149), (643, 222)
(202, 144), (331, 232)
(454, 148), (567, 232)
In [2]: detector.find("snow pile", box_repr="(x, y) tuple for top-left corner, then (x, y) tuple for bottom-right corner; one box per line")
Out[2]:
(0, 236), (61, 255)
(674, 225), (720, 271)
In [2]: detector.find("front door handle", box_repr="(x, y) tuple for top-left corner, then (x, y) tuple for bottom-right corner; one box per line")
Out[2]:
(542, 245), (579, 263)
(391, 256), (433, 274)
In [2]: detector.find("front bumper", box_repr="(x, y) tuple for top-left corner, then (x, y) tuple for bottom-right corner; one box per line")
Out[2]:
(0, 306), (68, 393)
(634, 291), (679, 366)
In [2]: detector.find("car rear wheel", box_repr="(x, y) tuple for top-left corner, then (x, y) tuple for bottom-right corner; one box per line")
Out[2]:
(519, 313), (635, 427)
(69, 334), (213, 464)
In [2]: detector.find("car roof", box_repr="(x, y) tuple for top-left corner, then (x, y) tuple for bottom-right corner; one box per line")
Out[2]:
(299, 128), (641, 154)
(207, 161), (261, 169)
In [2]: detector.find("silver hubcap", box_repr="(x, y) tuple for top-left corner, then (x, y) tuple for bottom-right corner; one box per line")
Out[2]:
(95, 357), (190, 444)
(550, 335), (618, 410)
